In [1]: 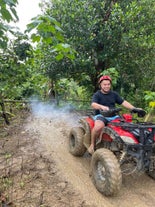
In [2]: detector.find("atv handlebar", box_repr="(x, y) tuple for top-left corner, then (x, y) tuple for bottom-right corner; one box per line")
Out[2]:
(99, 107), (146, 118)
(100, 108), (122, 117)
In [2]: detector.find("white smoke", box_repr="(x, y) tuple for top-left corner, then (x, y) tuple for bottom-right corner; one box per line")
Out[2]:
(30, 100), (80, 126)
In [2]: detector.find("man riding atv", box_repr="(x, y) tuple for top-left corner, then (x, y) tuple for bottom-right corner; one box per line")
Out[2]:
(68, 76), (155, 196)
(88, 75), (143, 154)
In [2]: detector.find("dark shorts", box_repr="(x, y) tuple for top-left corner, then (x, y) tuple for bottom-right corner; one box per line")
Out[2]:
(94, 114), (120, 125)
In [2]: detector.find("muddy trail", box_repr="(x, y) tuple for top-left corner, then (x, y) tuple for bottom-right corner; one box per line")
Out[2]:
(24, 104), (155, 207)
(1, 105), (155, 207)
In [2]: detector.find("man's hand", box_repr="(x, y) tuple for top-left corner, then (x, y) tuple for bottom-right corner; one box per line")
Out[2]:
(131, 108), (146, 117)
(101, 106), (109, 111)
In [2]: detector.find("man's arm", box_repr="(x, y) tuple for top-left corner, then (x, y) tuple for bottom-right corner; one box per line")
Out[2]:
(91, 102), (109, 111)
(121, 100), (135, 110)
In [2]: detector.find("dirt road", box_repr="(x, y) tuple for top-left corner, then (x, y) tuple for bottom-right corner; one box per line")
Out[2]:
(24, 104), (155, 207)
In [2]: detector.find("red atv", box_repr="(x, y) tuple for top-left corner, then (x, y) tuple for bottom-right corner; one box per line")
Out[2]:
(68, 108), (155, 196)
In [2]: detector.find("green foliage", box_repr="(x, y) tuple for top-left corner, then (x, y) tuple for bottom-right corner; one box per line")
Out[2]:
(26, 15), (64, 43)
(56, 78), (91, 100)
(0, 0), (18, 22)
(112, 0), (155, 94)
(0, 34), (48, 101)
(13, 41), (33, 61)
(0, 0), (18, 48)
(26, 14), (76, 60)
(0, 0), (154, 109)
(144, 91), (155, 102)
(56, 78), (91, 109)
(32, 0), (154, 100)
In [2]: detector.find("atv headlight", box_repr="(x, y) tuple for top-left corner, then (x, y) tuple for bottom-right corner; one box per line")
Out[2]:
(120, 136), (137, 144)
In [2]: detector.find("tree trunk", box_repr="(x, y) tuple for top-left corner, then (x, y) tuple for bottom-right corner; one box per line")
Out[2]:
(0, 101), (10, 125)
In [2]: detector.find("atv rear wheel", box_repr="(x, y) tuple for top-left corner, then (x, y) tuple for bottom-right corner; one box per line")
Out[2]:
(69, 127), (87, 156)
(91, 148), (122, 196)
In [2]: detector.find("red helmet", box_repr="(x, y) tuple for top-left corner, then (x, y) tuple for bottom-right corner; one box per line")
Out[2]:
(98, 75), (112, 84)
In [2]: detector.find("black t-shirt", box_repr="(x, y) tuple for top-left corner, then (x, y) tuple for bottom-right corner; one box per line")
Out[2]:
(92, 90), (124, 115)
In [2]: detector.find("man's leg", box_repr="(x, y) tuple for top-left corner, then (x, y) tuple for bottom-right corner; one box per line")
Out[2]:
(88, 120), (105, 154)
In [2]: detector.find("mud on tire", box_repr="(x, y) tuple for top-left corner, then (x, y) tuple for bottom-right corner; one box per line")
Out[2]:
(69, 127), (87, 156)
(146, 149), (155, 179)
(91, 148), (122, 196)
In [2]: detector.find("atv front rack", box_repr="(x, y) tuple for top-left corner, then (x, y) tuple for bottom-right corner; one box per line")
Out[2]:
(110, 122), (155, 145)
(110, 121), (155, 128)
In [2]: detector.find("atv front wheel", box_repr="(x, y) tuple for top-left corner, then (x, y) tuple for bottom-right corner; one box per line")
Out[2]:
(69, 127), (87, 156)
(146, 149), (155, 179)
(91, 148), (122, 196)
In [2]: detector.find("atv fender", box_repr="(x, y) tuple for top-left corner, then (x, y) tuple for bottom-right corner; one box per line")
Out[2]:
(101, 127), (119, 141)
(79, 118), (92, 148)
